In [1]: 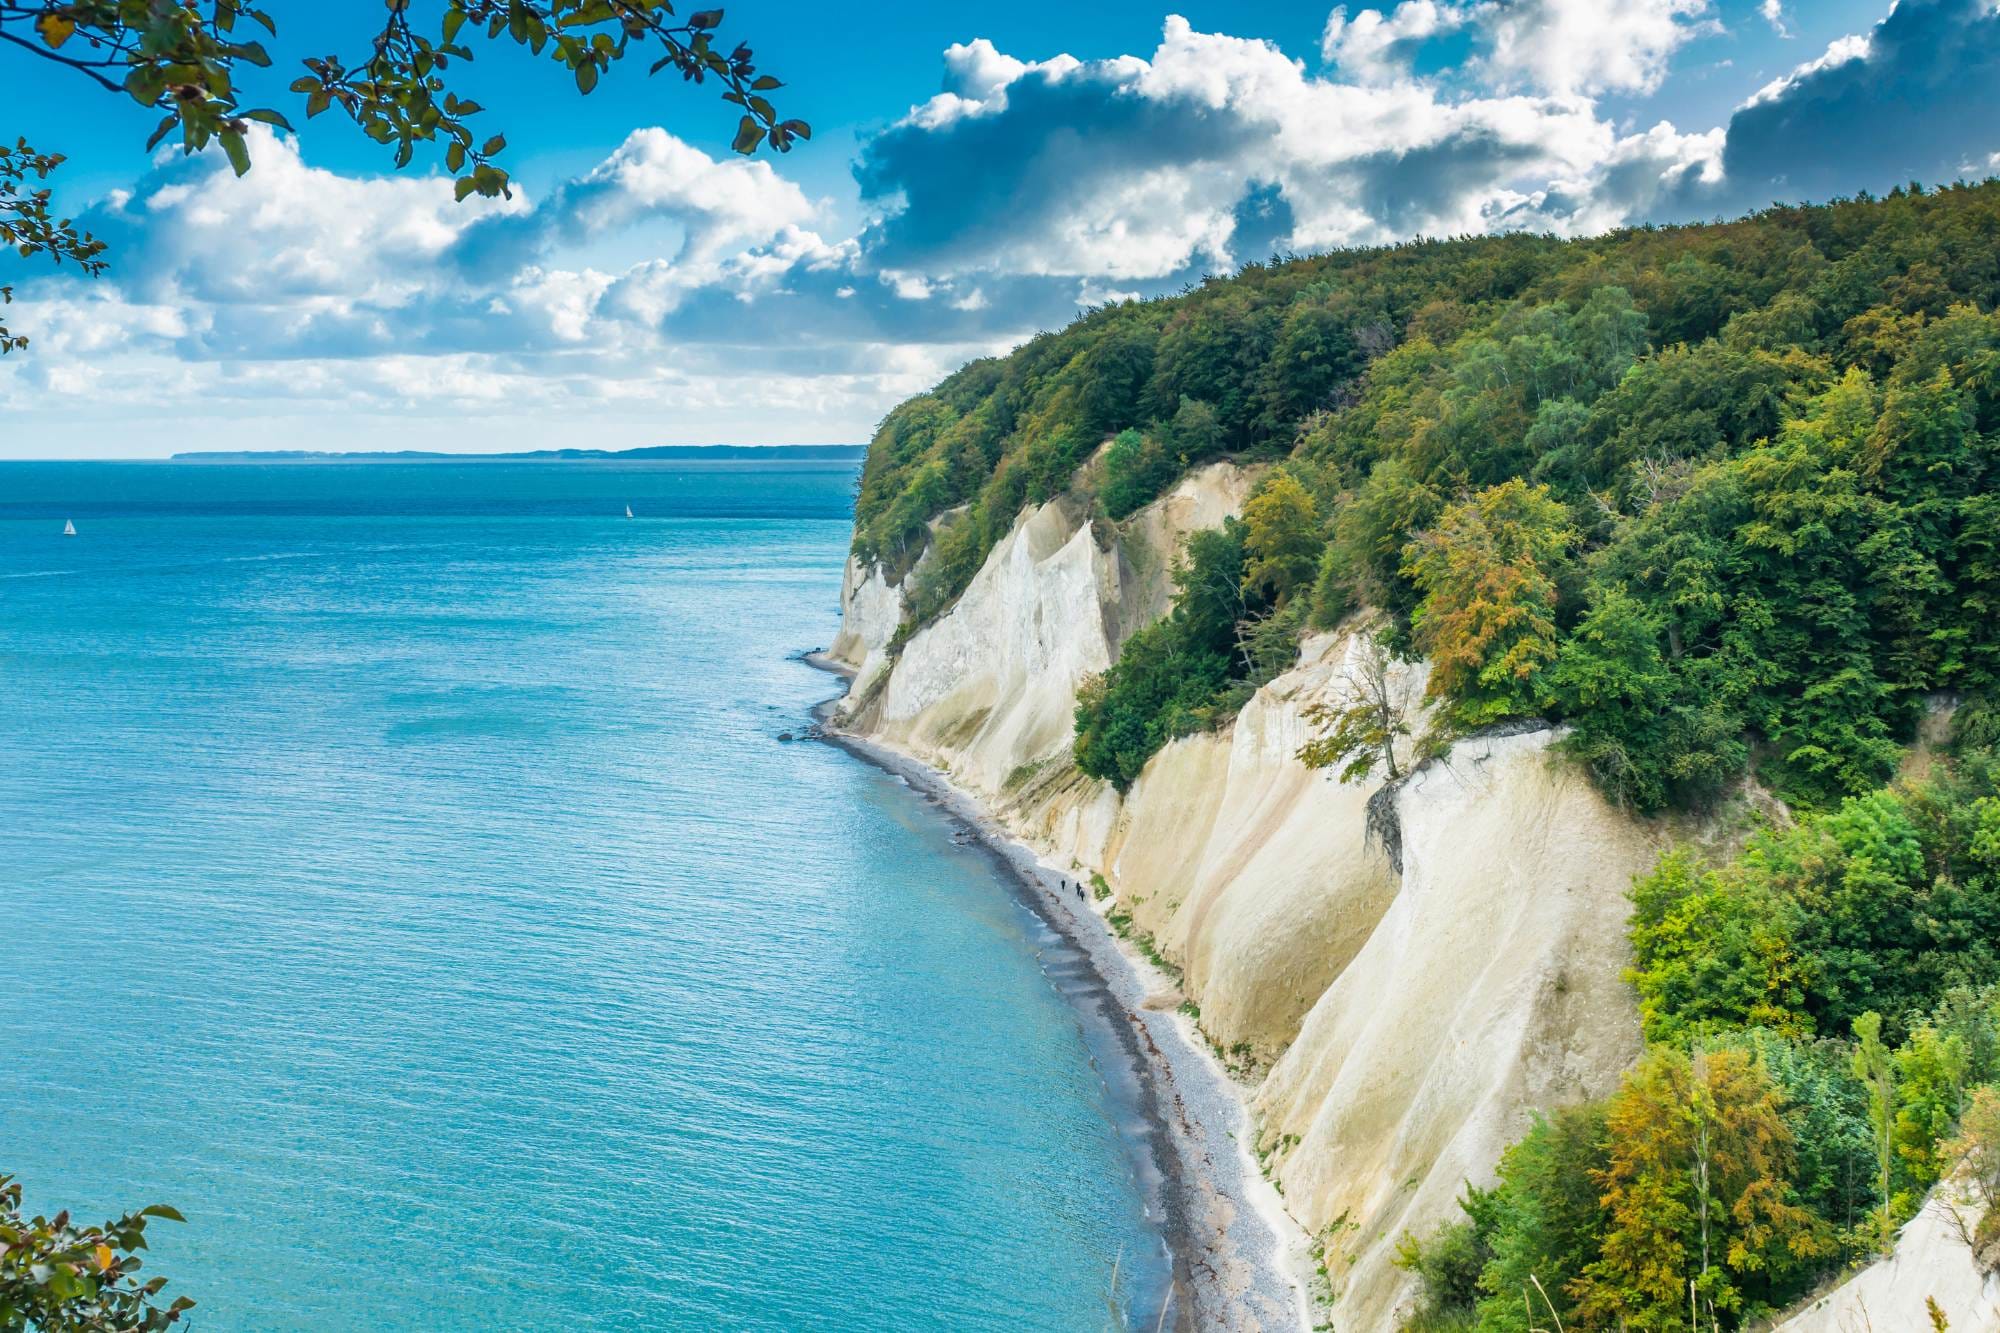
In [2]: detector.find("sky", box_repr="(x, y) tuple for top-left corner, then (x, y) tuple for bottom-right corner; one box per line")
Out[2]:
(3, 0), (1996, 458)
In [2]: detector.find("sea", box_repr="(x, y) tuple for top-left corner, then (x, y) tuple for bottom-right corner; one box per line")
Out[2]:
(0, 459), (1167, 1331)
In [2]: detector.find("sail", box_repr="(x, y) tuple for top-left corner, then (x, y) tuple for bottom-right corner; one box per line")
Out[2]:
(62, 519), (76, 536)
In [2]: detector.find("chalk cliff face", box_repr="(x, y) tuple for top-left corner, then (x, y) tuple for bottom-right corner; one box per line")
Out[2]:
(826, 550), (905, 700)
(830, 476), (1664, 1328)
(1254, 728), (1654, 1320)
(841, 466), (1255, 792)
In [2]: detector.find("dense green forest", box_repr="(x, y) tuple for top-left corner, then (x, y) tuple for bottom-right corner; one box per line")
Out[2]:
(852, 180), (2000, 810)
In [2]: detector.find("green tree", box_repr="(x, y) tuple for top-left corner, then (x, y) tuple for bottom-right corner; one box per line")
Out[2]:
(1073, 522), (1252, 789)
(1394, 1188), (1497, 1329)
(1297, 629), (1409, 784)
(0, 1175), (190, 1331)
(1240, 473), (1323, 607)
(1719, 1030), (1878, 1242)
(1403, 479), (1576, 728)
(1627, 849), (1809, 1044)
(1164, 394), (1225, 463)
(1892, 1023), (1971, 1197)
(1473, 1102), (1610, 1333)
(1851, 1011), (1898, 1249)
(1099, 428), (1175, 521)
(1543, 584), (1676, 808)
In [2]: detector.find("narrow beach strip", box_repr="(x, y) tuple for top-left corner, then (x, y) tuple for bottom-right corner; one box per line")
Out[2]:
(806, 654), (1312, 1333)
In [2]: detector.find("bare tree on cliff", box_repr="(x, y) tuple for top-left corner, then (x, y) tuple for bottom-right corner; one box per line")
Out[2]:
(1297, 628), (1411, 785)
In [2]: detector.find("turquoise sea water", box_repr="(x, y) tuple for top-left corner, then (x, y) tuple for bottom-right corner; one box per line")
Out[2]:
(0, 461), (1165, 1330)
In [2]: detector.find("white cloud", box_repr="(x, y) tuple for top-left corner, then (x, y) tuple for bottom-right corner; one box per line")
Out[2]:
(1744, 30), (1873, 106)
(107, 127), (526, 309)
(1321, 2), (1469, 83)
(553, 127), (818, 261)
(855, 15), (1723, 282)
(1478, 0), (1717, 97)
(1760, 0), (1791, 37)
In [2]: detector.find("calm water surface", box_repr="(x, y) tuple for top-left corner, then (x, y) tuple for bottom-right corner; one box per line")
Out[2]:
(0, 461), (1164, 1330)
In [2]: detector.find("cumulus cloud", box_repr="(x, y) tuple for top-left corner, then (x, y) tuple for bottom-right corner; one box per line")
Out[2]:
(90, 129), (526, 311)
(854, 14), (1714, 285)
(1476, 0), (1717, 97)
(1689, 0), (2000, 216)
(1322, 2), (1469, 83)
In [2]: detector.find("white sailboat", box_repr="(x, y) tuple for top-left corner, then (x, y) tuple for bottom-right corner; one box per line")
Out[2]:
(624, 504), (634, 519)
(62, 519), (76, 537)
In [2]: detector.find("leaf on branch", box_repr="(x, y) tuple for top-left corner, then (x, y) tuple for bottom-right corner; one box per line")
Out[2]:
(124, 67), (168, 108)
(730, 115), (764, 154)
(220, 131), (252, 177)
(35, 14), (76, 48)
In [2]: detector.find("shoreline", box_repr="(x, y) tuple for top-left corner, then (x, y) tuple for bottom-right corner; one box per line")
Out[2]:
(803, 652), (1313, 1333)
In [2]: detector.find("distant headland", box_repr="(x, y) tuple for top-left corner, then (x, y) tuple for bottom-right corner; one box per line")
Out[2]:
(169, 445), (867, 463)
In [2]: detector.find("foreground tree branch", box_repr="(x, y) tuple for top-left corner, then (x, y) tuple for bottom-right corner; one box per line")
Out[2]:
(0, 0), (810, 349)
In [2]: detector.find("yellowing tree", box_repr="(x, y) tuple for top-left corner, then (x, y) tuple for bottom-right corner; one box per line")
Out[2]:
(1241, 472), (1322, 607)
(1572, 1047), (1830, 1330)
(1402, 478), (1574, 728)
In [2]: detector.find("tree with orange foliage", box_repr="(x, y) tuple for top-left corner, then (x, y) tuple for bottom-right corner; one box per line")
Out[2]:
(1572, 1047), (1832, 1329)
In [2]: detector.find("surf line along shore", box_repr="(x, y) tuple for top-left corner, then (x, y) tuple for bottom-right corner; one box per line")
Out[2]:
(802, 651), (1313, 1333)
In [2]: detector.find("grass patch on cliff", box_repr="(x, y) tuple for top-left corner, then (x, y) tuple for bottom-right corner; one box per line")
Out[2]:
(1001, 757), (1049, 792)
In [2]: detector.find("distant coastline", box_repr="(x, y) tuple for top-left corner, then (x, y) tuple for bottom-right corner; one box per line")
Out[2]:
(169, 445), (866, 463)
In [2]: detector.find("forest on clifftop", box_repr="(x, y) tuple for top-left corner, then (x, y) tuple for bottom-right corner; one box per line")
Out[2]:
(853, 180), (2000, 813)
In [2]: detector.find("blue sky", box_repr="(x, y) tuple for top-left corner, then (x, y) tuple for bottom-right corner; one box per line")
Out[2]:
(2, 0), (1988, 458)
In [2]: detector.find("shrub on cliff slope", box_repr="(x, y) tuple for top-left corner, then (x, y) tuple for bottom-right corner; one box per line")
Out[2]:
(1629, 772), (2000, 1045)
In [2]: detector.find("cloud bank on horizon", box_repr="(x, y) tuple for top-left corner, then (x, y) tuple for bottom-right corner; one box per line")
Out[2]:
(5, 0), (2000, 456)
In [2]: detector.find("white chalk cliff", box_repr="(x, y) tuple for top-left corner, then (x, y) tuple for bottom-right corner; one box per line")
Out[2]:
(1774, 1187), (2000, 1331)
(827, 468), (1665, 1328)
